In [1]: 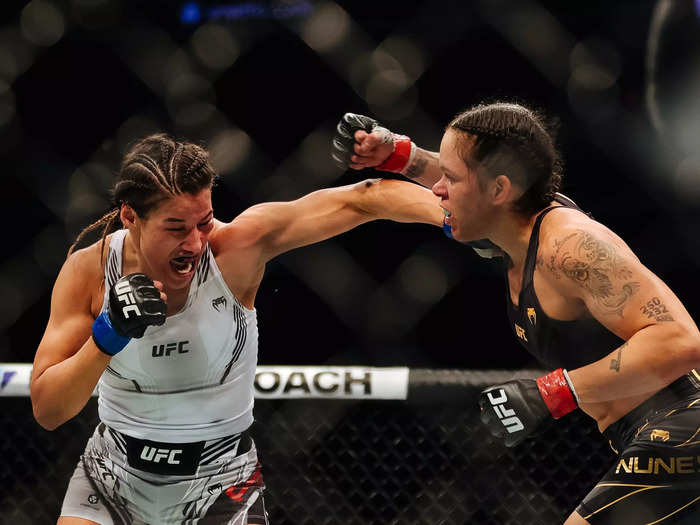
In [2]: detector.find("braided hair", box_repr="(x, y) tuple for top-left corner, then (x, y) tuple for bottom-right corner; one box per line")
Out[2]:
(69, 134), (216, 259)
(449, 102), (563, 216)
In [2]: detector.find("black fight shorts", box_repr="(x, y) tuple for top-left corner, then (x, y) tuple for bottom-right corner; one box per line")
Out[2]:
(577, 374), (700, 524)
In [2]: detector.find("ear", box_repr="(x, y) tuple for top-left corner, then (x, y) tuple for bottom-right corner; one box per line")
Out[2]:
(120, 204), (137, 229)
(491, 174), (512, 205)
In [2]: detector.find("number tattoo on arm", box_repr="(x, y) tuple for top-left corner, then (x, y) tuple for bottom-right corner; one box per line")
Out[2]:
(640, 297), (674, 322)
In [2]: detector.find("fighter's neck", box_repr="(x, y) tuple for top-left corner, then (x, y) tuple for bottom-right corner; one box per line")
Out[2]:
(489, 212), (540, 269)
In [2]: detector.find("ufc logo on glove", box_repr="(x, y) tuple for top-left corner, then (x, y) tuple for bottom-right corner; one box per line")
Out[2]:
(479, 369), (579, 447)
(486, 389), (525, 433)
(115, 281), (142, 318)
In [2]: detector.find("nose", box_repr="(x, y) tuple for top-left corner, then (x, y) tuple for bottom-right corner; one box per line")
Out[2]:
(432, 176), (447, 199)
(181, 227), (205, 253)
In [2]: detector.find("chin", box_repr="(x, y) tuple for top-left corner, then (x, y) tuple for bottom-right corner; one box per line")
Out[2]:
(163, 268), (196, 290)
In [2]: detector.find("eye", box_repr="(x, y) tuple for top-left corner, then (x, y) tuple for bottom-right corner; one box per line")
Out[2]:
(198, 220), (213, 232)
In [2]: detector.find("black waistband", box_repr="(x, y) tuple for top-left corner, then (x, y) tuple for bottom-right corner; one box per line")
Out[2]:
(98, 423), (253, 476)
(603, 372), (700, 451)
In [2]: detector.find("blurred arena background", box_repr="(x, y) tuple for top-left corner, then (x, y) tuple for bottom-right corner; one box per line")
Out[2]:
(1, 0), (700, 523)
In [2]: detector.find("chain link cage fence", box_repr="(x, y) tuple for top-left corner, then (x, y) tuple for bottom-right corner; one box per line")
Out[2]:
(1, 368), (615, 525)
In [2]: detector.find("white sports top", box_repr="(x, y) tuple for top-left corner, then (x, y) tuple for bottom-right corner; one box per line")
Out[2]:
(97, 229), (259, 442)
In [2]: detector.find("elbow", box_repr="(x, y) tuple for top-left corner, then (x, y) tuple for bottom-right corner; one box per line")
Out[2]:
(32, 402), (61, 431)
(685, 335), (700, 370)
(668, 324), (700, 372)
(349, 178), (383, 217)
(30, 385), (63, 431)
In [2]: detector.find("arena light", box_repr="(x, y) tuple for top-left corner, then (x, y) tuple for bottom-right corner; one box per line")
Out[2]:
(569, 38), (621, 92)
(115, 115), (162, 154)
(208, 127), (253, 177)
(300, 2), (350, 52)
(190, 24), (240, 71)
(0, 28), (38, 82)
(20, 0), (66, 47)
(297, 128), (344, 183)
(397, 254), (448, 305)
(567, 37), (622, 122)
(181, 1), (313, 25)
(181, 1), (202, 24)
(476, 0), (574, 87)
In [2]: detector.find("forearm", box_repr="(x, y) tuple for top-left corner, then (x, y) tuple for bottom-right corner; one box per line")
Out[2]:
(567, 324), (700, 404)
(31, 339), (111, 430)
(400, 147), (442, 188)
(356, 178), (443, 226)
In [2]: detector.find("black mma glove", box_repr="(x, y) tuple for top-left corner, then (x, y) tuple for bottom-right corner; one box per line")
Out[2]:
(478, 369), (579, 447)
(92, 273), (167, 355)
(331, 112), (414, 172)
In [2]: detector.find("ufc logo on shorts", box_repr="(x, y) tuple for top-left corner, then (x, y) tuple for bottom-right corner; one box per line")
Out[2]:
(140, 446), (182, 464)
(115, 281), (141, 318)
(487, 389), (524, 433)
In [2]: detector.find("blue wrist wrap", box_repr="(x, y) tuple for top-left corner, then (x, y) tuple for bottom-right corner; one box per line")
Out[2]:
(92, 311), (130, 356)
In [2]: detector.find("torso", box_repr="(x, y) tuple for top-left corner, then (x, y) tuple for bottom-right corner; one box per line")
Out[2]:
(503, 204), (645, 430)
(505, 206), (625, 368)
(90, 223), (263, 442)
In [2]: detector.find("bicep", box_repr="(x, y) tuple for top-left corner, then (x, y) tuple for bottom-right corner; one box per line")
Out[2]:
(228, 185), (373, 261)
(261, 193), (371, 258)
(32, 257), (96, 383)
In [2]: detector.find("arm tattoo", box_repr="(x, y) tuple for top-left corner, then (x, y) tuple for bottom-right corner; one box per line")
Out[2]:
(404, 156), (427, 180)
(547, 230), (640, 317)
(609, 342), (627, 372)
(640, 297), (674, 322)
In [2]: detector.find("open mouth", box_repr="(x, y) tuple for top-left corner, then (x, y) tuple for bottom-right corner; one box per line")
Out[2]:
(170, 255), (197, 276)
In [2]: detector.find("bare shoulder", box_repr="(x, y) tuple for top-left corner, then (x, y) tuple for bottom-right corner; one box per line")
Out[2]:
(57, 237), (109, 316)
(536, 208), (642, 314)
(208, 215), (268, 256)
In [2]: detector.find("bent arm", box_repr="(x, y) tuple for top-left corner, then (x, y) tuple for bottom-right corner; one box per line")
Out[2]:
(350, 129), (442, 188)
(30, 251), (111, 430)
(223, 178), (443, 262)
(543, 222), (700, 407)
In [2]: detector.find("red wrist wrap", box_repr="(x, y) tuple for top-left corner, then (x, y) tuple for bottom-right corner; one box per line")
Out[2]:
(536, 368), (578, 419)
(377, 134), (412, 173)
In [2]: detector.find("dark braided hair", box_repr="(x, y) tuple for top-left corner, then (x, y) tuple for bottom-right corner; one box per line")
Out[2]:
(69, 133), (217, 259)
(448, 102), (563, 216)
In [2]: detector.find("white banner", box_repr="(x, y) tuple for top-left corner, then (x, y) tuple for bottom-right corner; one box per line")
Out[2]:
(0, 363), (32, 397)
(0, 364), (410, 400)
(254, 366), (409, 399)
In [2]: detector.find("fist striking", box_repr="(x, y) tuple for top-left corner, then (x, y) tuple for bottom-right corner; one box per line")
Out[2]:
(92, 273), (167, 355)
(331, 113), (413, 173)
